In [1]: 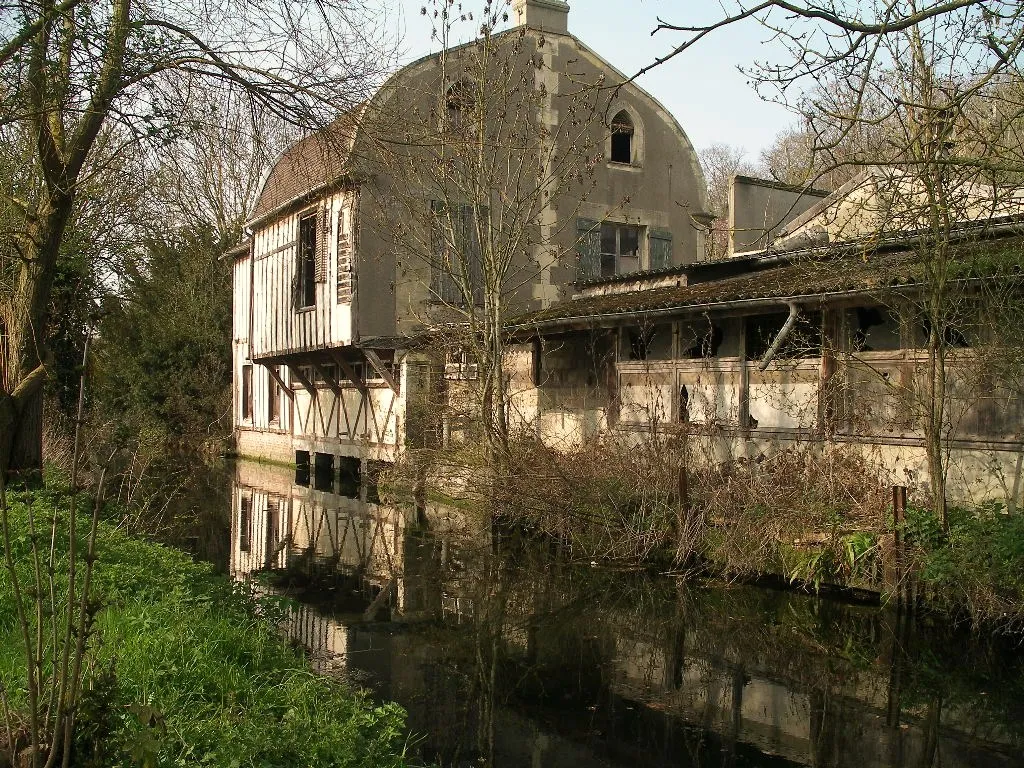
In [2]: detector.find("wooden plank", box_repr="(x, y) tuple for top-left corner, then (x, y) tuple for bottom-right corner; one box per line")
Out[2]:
(264, 364), (294, 400)
(364, 349), (399, 393)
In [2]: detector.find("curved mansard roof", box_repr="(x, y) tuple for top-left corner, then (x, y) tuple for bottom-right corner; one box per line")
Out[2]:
(248, 27), (708, 226)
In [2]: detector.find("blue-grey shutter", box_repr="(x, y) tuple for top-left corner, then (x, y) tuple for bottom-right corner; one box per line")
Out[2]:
(430, 200), (462, 304)
(649, 228), (673, 271)
(576, 218), (600, 281)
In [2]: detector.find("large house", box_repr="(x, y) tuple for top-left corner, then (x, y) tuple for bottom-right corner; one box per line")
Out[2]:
(232, 2), (1024, 506)
(231, 0), (710, 470)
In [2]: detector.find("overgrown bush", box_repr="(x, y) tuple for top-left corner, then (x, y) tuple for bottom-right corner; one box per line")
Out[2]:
(0, 486), (415, 767)
(905, 502), (1024, 627)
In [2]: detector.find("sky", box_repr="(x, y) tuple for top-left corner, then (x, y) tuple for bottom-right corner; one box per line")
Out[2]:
(382, 0), (800, 163)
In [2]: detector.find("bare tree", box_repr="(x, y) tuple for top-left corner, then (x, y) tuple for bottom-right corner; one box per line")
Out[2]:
(699, 142), (759, 257)
(360, 1), (605, 457)
(639, 1), (1024, 525)
(0, 0), (393, 477)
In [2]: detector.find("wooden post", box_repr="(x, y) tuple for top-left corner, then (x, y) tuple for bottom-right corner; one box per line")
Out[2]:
(892, 485), (908, 606)
(738, 318), (751, 436)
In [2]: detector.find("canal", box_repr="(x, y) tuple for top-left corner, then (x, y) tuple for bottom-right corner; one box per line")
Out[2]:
(164, 458), (1024, 767)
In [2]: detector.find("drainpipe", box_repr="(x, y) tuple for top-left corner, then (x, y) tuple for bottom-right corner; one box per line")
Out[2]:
(758, 301), (800, 372)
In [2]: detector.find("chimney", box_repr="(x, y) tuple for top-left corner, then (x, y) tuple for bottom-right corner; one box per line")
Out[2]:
(513, 0), (570, 34)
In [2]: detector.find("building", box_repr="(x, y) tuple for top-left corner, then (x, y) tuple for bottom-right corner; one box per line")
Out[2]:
(508, 171), (1024, 505)
(231, 0), (711, 470)
(232, 3), (1023, 507)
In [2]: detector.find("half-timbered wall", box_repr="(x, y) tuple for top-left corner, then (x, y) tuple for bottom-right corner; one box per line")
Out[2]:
(234, 355), (410, 463)
(250, 190), (355, 360)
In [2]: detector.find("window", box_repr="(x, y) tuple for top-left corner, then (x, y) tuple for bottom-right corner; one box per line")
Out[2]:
(746, 312), (822, 360)
(600, 222), (641, 277)
(238, 496), (251, 552)
(446, 82), (474, 132)
(296, 214), (317, 309)
(610, 111), (634, 164)
(430, 201), (484, 305)
(622, 324), (672, 361)
(241, 364), (253, 421)
(268, 365), (280, 424)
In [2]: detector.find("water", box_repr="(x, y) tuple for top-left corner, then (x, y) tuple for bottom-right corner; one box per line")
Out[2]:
(169, 459), (1024, 768)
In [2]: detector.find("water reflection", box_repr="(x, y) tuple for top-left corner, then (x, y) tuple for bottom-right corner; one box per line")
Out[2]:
(226, 460), (1024, 768)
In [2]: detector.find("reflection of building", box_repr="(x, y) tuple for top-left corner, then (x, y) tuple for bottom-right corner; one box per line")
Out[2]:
(228, 459), (1024, 768)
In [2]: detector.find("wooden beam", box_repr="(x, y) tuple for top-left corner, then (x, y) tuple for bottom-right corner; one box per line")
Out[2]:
(311, 363), (341, 395)
(364, 349), (399, 393)
(288, 365), (315, 393)
(331, 353), (368, 393)
(264, 364), (294, 400)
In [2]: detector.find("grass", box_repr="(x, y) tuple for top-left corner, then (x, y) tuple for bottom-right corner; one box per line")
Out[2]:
(0, 484), (416, 767)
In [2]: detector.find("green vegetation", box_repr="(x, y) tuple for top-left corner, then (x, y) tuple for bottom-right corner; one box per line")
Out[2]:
(0, 485), (415, 767)
(904, 503), (1024, 625)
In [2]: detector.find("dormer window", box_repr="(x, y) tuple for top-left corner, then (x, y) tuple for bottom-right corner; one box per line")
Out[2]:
(610, 111), (634, 164)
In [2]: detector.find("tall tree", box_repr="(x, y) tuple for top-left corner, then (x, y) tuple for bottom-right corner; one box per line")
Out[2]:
(0, 0), (390, 476)
(641, 1), (1024, 523)
(361, 1), (604, 456)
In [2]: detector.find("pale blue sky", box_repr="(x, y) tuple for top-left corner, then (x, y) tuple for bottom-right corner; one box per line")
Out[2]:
(383, 0), (798, 163)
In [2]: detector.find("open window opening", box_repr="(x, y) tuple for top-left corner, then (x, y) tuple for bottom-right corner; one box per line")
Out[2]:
(746, 311), (822, 360)
(622, 324), (672, 361)
(610, 110), (634, 164)
(295, 450), (311, 487)
(850, 306), (901, 351)
(313, 453), (334, 492)
(680, 321), (724, 359)
(338, 456), (361, 498)
(241, 364), (253, 421)
(297, 214), (317, 309)
(268, 365), (281, 423)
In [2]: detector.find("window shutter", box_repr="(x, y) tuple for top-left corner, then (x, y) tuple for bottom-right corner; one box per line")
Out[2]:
(315, 203), (329, 282)
(649, 228), (673, 271)
(336, 206), (353, 303)
(576, 218), (601, 281)
(430, 200), (462, 304)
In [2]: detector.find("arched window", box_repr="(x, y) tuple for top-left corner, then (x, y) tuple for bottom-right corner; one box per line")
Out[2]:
(446, 82), (474, 131)
(610, 110), (634, 164)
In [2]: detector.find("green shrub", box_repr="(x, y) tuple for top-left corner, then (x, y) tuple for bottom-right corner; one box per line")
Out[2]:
(904, 503), (1024, 626)
(0, 489), (415, 767)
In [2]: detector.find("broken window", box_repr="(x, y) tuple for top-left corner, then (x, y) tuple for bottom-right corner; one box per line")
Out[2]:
(849, 306), (901, 351)
(430, 200), (485, 305)
(296, 214), (317, 309)
(622, 325), (671, 361)
(600, 222), (641, 277)
(268, 365), (280, 424)
(746, 311), (822, 360)
(241, 364), (253, 421)
(610, 110), (634, 164)
(679, 321), (724, 358)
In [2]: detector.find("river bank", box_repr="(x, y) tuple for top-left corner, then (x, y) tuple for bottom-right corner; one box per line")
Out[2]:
(386, 438), (1024, 630)
(223, 457), (1024, 767)
(0, 481), (416, 767)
